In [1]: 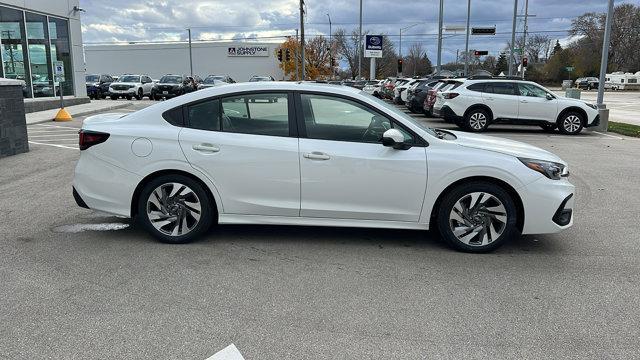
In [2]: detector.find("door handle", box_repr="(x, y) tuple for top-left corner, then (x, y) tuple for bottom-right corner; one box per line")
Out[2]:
(192, 143), (220, 153)
(520, 100), (529, 103)
(485, 97), (494, 101)
(303, 152), (330, 160)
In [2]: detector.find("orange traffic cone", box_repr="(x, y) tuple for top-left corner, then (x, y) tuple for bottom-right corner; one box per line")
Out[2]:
(54, 108), (72, 122)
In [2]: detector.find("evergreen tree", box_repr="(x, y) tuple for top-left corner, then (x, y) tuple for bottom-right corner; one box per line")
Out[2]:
(495, 53), (508, 75)
(552, 40), (562, 56)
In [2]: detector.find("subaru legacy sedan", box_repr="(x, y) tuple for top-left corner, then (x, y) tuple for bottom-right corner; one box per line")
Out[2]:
(73, 82), (574, 252)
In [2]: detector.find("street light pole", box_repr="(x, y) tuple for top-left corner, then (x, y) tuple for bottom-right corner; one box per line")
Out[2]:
(521, 0), (529, 79)
(300, 0), (305, 80)
(596, 0), (615, 132)
(187, 28), (193, 76)
(399, 23), (419, 78)
(327, 13), (332, 79)
(437, 0), (444, 73)
(464, 0), (471, 77)
(295, 29), (299, 81)
(508, 0), (518, 76)
(358, 0), (363, 80)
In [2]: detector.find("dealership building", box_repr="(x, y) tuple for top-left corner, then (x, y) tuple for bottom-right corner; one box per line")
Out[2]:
(0, 0), (86, 100)
(84, 42), (285, 82)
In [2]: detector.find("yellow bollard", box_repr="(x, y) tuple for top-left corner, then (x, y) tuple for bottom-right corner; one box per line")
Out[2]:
(54, 108), (72, 122)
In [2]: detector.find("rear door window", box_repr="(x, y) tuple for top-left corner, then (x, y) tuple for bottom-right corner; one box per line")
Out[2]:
(220, 93), (290, 137)
(485, 82), (516, 95)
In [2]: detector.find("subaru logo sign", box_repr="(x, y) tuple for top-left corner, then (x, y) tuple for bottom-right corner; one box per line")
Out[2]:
(365, 35), (383, 50)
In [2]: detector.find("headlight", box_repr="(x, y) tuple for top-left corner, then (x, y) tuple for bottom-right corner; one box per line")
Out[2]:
(586, 103), (597, 110)
(519, 158), (568, 180)
(129, 84), (136, 89)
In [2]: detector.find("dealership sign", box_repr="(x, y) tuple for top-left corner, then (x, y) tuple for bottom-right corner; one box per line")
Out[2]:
(364, 35), (383, 58)
(228, 46), (269, 57)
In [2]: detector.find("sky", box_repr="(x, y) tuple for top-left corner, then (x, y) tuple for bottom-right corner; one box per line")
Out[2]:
(79, 0), (639, 64)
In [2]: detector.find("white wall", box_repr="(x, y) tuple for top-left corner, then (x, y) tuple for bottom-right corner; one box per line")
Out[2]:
(84, 42), (284, 82)
(0, 0), (86, 97)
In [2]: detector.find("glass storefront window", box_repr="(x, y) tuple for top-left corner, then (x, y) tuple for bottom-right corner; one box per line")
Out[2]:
(1, 5), (32, 97)
(49, 17), (73, 96)
(26, 12), (54, 98)
(0, 6), (74, 98)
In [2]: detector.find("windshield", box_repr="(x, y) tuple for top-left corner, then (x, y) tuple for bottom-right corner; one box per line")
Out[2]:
(86, 75), (100, 82)
(359, 90), (437, 137)
(160, 75), (183, 83)
(120, 75), (140, 83)
(204, 76), (224, 83)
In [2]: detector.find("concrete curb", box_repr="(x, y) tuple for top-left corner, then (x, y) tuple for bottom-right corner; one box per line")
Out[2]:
(26, 102), (134, 125)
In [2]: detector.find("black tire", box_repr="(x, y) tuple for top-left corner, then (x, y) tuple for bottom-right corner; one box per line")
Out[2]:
(436, 181), (518, 253)
(539, 123), (557, 132)
(136, 89), (143, 100)
(125, 95), (132, 100)
(137, 174), (215, 244)
(557, 111), (584, 135)
(110, 95), (118, 100)
(463, 108), (490, 132)
(424, 107), (433, 117)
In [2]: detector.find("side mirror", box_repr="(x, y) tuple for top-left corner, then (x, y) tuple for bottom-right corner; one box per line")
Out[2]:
(546, 93), (554, 100)
(381, 128), (410, 150)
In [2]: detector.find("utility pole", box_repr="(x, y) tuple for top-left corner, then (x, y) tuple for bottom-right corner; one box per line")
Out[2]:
(596, 0), (615, 132)
(187, 28), (193, 76)
(437, 0), (444, 73)
(399, 24), (419, 77)
(295, 29), (299, 81)
(464, 0), (471, 77)
(358, 0), (363, 80)
(508, 0), (518, 76)
(521, 0), (529, 78)
(2, 30), (16, 73)
(300, 0), (305, 80)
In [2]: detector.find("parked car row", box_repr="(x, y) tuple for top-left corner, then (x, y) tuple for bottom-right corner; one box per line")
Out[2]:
(418, 76), (601, 135)
(86, 73), (278, 101)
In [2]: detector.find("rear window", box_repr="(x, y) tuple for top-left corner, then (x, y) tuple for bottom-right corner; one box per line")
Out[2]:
(467, 83), (486, 92)
(162, 106), (184, 127)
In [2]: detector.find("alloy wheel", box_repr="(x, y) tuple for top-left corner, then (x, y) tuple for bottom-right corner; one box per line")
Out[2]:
(469, 112), (487, 130)
(146, 182), (202, 236)
(448, 192), (507, 246)
(563, 115), (582, 133)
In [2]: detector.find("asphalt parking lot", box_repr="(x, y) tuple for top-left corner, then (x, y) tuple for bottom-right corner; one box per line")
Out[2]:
(2, 100), (640, 359)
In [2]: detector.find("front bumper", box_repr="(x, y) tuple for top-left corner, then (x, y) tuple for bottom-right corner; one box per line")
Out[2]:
(519, 177), (575, 234)
(109, 88), (136, 95)
(586, 114), (600, 128)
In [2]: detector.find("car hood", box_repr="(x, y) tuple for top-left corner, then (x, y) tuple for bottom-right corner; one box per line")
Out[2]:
(448, 130), (565, 164)
(157, 82), (181, 86)
(111, 82), (138, 86)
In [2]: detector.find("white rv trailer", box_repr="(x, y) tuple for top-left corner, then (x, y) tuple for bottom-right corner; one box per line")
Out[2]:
(605, 72), (640, 90)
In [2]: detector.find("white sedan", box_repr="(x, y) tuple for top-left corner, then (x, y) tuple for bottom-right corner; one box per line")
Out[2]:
(73, 82), (575, 252)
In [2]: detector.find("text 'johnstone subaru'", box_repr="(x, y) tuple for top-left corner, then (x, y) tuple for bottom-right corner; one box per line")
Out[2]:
(73, 82), (575, 252)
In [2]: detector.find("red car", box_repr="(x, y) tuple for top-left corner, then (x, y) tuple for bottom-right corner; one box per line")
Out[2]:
(424, 81), (447, 117)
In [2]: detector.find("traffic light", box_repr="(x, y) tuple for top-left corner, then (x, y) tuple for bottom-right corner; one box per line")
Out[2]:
(277, 49), (283, 62)
(285, 49), (291, 62)
(522, 57), (528, 67)
(397, 59), (403, 73)
(474, 50), (488, 56)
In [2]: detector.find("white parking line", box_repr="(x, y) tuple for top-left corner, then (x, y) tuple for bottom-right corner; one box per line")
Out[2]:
(28, 141), (78, 150)
(32, 124), (81, 130)
(205, 344), (245, 360)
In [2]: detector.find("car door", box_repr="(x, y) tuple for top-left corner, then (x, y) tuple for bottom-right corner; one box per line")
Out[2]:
(482, 82), (519, 119)
(142, 76), (153, 94)
(297, 92), (428, 222)
(179, 92), (300, 216)
(516, 83), (558, 121)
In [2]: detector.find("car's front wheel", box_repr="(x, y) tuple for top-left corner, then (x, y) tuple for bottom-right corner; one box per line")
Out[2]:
(437, 182), (518, 252)
(463, 108), (490, 132)
(557, 112), (584, 135)
(137, 175), (214, 244)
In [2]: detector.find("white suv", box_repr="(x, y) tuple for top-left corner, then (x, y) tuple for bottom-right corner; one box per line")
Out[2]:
(109, 74), (154, 100)
(433, 78), (600, 135)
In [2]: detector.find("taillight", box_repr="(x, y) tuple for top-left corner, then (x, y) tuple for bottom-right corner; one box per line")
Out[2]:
(79, 130), (110, 150)
(444, 93), (460, 99)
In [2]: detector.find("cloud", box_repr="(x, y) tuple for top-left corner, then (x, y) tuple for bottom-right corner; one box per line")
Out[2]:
(79, 0), (639, 62)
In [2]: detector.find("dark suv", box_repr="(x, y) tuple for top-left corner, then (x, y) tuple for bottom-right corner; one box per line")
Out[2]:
(577, 77), (599, 90)
(86, 74), (114, 99)
(152, 74), (197, 100)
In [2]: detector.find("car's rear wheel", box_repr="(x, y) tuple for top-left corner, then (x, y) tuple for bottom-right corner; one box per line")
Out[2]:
(110, 95), (118, 100)
(437, 182), (518, 252)
(137, 175), (214, 244)
(463, 108), (490, 132)
(557, 112), (584, 135)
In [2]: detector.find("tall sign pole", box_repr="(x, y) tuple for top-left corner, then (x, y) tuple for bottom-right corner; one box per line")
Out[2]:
(508, 0), (518, 76)
(464, 0), (471, 76)
(295, 29), (299, 80)
(300, 0), (305, 80)
(358, 0), (363, 79)
(437, 0), (444, 73)
(596, 0), (615, 132)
